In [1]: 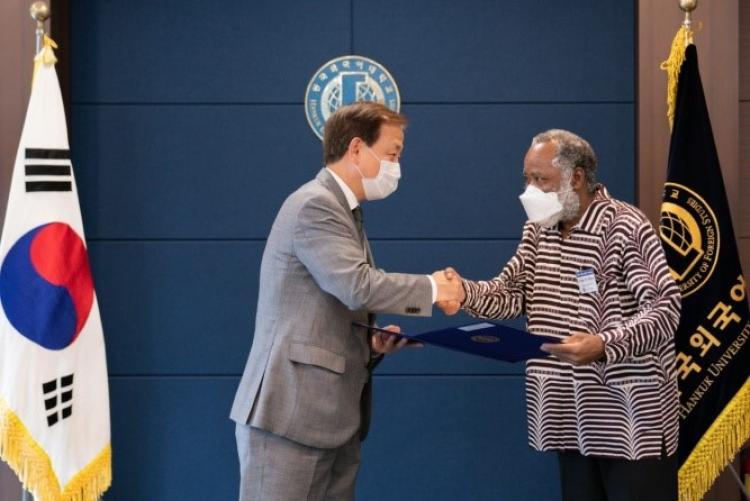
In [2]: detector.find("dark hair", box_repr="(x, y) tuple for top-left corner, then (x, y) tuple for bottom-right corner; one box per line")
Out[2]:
(323, 102), (407, 164)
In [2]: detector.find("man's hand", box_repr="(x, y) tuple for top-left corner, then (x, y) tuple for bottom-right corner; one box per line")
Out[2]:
(370, 325), (421, 354)
(540, 331), (605, 365)
(434, 267), (464, 315)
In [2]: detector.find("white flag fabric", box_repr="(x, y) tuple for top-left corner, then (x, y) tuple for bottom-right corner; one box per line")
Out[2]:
(0, 38), (111, 501)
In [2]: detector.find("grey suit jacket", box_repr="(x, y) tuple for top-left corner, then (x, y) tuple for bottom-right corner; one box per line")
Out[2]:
(230, 168), (432, 449)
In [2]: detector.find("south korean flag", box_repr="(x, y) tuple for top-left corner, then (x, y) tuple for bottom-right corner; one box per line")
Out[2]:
(0, 36), (111, 501)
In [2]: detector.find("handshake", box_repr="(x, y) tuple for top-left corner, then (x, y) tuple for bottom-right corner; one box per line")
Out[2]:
(432, 267), (464, 315)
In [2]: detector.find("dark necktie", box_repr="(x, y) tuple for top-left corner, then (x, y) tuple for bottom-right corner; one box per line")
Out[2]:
(353, 207), (376, 347)
(352, 206), (364, 240)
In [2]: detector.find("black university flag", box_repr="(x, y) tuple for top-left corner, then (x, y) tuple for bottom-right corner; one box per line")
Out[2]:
(660, 44), (750, 501)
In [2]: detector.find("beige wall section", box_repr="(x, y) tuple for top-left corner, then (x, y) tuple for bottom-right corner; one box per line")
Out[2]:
(0, 1), (40, 223)
(0, 1), (48, 497)
(639, 1), (746, 501)
(740, 0), (750, 281)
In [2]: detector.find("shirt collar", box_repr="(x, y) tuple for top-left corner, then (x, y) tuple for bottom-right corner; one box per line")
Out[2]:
(326, 167), (359, 211)
(570, 184), (612, 235)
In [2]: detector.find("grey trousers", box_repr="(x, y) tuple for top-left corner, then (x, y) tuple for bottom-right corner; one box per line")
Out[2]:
(235, 424), (361, 501)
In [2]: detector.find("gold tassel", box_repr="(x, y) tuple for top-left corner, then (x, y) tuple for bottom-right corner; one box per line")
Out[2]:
(678, 373), (750, 501)
(0, 397), (111, 501)
(32, 34), (59, 86)
(659, 25), (692, 131)
(39, 34), (58, 65)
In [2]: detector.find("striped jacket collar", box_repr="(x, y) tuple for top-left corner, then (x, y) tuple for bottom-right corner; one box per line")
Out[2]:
(568, 184), (612, 235)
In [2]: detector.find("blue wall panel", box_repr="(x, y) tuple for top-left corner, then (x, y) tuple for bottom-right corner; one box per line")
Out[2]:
(70, 0), (635, 498)
(353, 0), (634, 103)
(89, 239), (525, 375)
(108, 378), (239, 500)
(73, 103), (632, 240)
(360, 377), (559, 500)
(71, 105), (319, 240)
(71, 0), (633, 104)
(107, 377), (552, 501)
(88, 241), (262, 375)
(70, 0), (351, 103)
(367, 103), (634, 239)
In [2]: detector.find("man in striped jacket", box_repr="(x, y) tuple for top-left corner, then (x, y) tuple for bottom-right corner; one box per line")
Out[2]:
(441, 129), (681, 501)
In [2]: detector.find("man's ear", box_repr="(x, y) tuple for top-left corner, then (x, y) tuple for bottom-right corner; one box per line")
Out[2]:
(572, 166), (586, 190)
(347, 137), (362, 158)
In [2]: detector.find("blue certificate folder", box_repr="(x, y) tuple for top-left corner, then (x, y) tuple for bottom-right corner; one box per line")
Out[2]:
(357, 322), (560, 362)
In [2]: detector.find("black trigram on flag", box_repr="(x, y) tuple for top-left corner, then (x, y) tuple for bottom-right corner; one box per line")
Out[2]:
(24, 148), (72, 193)
(42, 373), (74, 427)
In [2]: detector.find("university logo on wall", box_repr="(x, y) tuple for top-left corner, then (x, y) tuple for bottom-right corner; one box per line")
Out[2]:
(304, 55), (401, 140)
(660, 182), (720, 297)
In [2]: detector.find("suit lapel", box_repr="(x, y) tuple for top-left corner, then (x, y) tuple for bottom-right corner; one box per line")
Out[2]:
(316, 169), (375, 327)
(316, 168), (375, 263)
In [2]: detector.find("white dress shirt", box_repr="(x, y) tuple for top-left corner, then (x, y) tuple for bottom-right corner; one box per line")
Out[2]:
(326, 168), (437, 303)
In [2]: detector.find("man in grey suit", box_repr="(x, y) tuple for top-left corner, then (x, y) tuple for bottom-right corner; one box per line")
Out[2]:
(230, 102), (464, 501)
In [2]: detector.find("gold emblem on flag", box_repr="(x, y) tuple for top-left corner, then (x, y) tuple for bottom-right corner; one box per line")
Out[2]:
(660, 182), (720, 297)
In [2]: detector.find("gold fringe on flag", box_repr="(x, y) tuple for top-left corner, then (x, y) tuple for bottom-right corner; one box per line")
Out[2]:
(0, 397), (111, 501)
(659, 25), (692, 131)
(678, 371), (750, 501)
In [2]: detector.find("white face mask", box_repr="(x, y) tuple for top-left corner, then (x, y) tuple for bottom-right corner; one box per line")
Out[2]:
(518, 184), (565, 227)
(354, 147), (401, 201)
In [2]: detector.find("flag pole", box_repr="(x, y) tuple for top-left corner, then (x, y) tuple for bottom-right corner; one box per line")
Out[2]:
(679, 0), (697, 44)
(5, 3), (110, 500)
(29, 1), (49, 55)
(22, 6), (50, 501)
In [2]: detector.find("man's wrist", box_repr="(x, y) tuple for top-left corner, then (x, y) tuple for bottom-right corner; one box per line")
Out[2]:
(460, 279), (474, 308)
(595, 332), (612, 363)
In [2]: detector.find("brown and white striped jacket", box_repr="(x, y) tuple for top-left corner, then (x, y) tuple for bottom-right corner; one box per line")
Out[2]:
(463, 185), (681, 459)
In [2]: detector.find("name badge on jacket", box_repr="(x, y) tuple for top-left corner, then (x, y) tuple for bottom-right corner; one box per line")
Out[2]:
(576, 268), (599, 294)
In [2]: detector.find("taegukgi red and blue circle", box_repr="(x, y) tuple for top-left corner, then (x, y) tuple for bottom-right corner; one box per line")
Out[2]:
(0, 222), (94, 350)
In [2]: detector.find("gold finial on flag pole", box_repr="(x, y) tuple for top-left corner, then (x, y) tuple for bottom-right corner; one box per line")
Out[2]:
(679, 0), (697, 45)
(29, 2), (56, 85)
(29, 1), (50, 55)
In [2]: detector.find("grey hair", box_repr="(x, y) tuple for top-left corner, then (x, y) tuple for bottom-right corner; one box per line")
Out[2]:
(531, 129), (597, 192)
